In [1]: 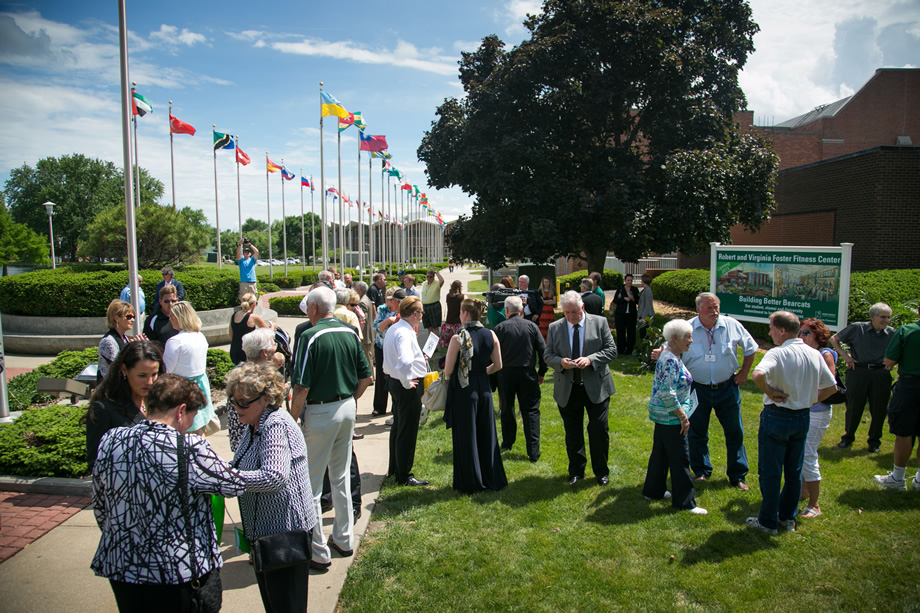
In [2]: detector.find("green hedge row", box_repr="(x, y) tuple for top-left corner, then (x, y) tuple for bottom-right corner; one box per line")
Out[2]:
(651, 268), (920, 327)
(557, 269), (625, 292)
(0, 266), (239, 317)
(270, 296), (306, 316)
(0, 404), (87, 478)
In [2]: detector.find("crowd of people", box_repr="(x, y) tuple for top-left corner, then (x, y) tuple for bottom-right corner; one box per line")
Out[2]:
(86, 259), (919, 611)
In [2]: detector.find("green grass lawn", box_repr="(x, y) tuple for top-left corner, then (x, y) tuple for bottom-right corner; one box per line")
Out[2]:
(466, 279), (489, 293)
(341, 355), (920, 612)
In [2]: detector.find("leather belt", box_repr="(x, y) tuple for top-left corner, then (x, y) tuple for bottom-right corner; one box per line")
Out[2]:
(309, 394), (352, 405)
(697, 378), (732, 390)
(764, 403), (808, 412)
(855, 363), (885, 369)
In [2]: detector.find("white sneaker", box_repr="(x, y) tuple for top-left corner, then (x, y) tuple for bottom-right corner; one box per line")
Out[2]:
(746, 517), (778, 536)
(385, 416), (394, 426)
(419, 404), (429, 426)
(779, 519), (796, 532)
(643, 491), (672, 501)
(874, 473), (907, 490)
(687, 506), (707, 515)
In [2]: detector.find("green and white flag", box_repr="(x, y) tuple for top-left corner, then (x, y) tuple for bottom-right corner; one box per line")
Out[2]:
(131, 89), (152, 116)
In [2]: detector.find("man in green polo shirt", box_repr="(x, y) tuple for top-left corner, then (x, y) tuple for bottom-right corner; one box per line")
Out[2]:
(875, 304), (920, 491)
(290, 286), (372, 568)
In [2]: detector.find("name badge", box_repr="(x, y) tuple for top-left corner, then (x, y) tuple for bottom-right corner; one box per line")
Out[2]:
(705, 354), (716, 362)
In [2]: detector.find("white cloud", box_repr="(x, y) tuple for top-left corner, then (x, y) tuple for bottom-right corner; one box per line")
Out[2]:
(270, 38), (458, 76)
(150, 24), (207, 47)
(501, 0), (542, 37)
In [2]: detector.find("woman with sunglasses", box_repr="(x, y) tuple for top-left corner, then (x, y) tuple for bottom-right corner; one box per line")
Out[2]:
(333, 288), (363, 340)
(98, 300), (144, 383)
(797, 318), (838, 519)
(227, 361), (316, 612)
(86, 341), (163, 473)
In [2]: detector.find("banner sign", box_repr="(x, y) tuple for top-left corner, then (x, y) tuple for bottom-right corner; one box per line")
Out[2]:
(709, 243), (853, 330)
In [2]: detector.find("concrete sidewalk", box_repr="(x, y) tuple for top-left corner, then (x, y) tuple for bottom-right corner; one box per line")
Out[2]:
(0, 264), (485, 611)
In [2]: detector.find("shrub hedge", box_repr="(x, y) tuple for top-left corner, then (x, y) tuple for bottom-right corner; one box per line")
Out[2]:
(6, 347), (98, 411)
(0, 404), (88, 478)
(557, 269), (624, 292)
(651, 268), (920, 327)
(270, 296), (306, 316)
(0, 266), (239, 316)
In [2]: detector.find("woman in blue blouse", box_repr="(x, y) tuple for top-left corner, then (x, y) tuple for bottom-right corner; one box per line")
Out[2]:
(228, 361), (316, 613)
(92, 374), (247, 612)
(642, 319), (707, 514)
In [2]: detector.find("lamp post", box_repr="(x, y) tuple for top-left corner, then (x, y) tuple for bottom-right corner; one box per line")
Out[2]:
(42, 201), (56, 269)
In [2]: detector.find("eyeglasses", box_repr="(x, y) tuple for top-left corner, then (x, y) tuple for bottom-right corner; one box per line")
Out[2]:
(163, 299), (178, 304)
(230, 390), (266, 409)
(348, 303), (359, 307)
(124, 314), (136, 320)
(798, 329), (811, 337)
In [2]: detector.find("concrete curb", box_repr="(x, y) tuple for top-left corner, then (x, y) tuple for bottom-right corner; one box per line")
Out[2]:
(0, 474), (92, 497)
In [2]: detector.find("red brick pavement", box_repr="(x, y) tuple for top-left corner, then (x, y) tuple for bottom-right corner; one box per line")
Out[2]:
(4, 367), (33, 383)
(0, 492), (92, 563)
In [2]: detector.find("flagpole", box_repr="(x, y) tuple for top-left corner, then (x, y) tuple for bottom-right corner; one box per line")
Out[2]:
(357, 142), (363, 281)
(385, 172), (391, 277)
(337, 131), (344, 270)
(300, 168), (306, 273)
(211, 125), (223, 270)
(281, 158), (288, 277)
(118, 0), (141, 335)
(368, 156), (373, 275)
(319, 83), (328, 270)
(236, 136), (242, 241)
(310, 174), (316, 272)
(131, 82), (141, 210)
(169, 101), (176, 209)
(265, 153), (273, 279)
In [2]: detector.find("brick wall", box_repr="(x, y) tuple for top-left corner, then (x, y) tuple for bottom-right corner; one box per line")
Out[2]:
(678, 147), (920, 271)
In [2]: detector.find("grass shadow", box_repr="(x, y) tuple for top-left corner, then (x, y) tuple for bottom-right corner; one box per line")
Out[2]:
(584, 484), (656, 526)
(835, 487), (919, 512)
(681, 528), (780, 565)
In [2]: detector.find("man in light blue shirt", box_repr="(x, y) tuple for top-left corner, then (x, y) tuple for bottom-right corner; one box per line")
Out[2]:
(654, 292), (758, 489)
(236, 238), (259, 300)
(119, 275), (145, 315)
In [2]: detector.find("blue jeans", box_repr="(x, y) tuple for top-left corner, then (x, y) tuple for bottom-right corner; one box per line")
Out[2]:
(689, 380), (749, 482)
(757, 405), (809, 530)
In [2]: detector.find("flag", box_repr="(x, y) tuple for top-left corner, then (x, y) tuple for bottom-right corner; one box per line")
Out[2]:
(412, 185), (419, 196)
(371, 151), (391, 159)
(388, 168), (402, 179)
(338, 113), (355, 132)
(343, 193), (352, 206)
(321, 91), (350, 119)
(281, 167), (295, 180)
(169, 113), (195, 135)
(352, 112), (367, 131)
(267, 157), (283, 173)
(360, 132), (388, 152)
(301, 176), (311, 188)
(236, 147), (251, 165)
(384, 159), (392, 171)
(131, 89), (152, 116)
(214, 131), (234, 150)
(401, 182), (412, 191)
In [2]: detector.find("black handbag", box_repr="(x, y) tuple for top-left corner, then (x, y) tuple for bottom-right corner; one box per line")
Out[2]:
(177, 433), (223, 613)
(250, 528), (312, 573)
(826, 370), (848, 405)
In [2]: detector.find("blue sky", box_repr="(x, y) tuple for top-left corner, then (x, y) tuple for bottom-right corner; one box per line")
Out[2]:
(1, 0), (917, 231)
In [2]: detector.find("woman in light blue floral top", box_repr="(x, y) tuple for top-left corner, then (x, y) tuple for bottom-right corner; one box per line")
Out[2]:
(642, 319), (706, 514)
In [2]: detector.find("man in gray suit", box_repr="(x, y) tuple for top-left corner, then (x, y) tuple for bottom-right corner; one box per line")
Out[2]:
(545, 290), (618, 485)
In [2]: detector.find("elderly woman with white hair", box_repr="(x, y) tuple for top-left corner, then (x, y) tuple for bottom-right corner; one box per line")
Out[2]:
(224, 327), (281, 453)
(642, 318), (707, 515)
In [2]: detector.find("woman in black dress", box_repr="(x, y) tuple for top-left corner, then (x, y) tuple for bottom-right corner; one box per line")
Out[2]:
(444, 299), (507, 494)
(611, 273), (641, 355)
(229, 292), (272, 365)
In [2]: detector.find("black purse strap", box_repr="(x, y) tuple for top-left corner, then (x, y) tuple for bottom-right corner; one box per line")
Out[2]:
(176, 430), (202, 588)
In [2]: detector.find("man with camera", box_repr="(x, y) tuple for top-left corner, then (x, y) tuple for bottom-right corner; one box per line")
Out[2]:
(236, 237), (259, 300)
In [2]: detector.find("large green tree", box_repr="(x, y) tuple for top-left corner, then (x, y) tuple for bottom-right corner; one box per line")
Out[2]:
(418, 0), (778, 271)
(0, 201), (50, 275)
(3, 154), (164, 261)
(80, 203), (210, 268)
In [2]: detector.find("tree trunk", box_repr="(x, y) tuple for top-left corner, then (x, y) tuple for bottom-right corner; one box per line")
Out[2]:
(582, 245), (607, 275)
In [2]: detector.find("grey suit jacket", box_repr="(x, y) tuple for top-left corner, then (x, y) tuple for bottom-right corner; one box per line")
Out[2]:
(544, 313), (617, 406)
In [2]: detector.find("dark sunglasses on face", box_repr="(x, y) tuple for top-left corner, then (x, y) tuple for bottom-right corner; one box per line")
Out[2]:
(230, 390), (266, 409)
(798, 329), (811, 337)
(163, 299), (178, 304)
(124, 314), (136, 320)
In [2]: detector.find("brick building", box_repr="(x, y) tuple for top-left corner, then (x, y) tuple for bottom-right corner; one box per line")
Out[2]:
(680, 68), (920, 271)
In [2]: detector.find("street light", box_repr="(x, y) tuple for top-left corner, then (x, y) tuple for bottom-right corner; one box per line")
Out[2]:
(42, 201), (56, 269)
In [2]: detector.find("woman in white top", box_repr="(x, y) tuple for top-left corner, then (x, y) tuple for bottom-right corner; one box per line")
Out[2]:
(164, 301), (216, 435)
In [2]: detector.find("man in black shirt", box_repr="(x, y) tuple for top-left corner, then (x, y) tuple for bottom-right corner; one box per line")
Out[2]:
(142, 285), (179, 346)
(367, 272), (386, 308)
(581, 278), (604, 316)
(494, 295), (548, 462)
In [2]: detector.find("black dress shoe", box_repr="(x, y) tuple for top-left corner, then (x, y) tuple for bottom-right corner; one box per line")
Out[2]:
(328, 537), (353, 557)
(353, 433), (365, 440)
(353, 507), (362, 523)
(402, 477), (429, 486)
(309, 560), (331, 572)
(500, 443), (512, 451)
(567, 475), (581, 486)
(529, 453), (541, 463)
(597, 475), (609, 486)
(837, 440), (851, 448)
(868, 446), (880, 453)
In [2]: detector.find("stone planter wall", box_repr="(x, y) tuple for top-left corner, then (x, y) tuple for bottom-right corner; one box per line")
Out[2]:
(2, 306), (276, 355)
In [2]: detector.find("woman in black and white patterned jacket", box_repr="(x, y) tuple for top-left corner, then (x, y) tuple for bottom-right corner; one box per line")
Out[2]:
(91, 374), (245, 612)
(227, 361), (316, 613)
